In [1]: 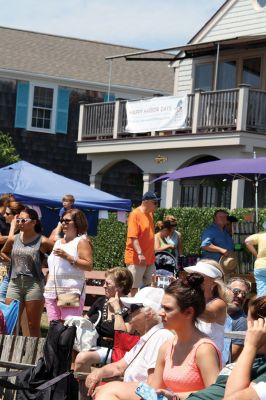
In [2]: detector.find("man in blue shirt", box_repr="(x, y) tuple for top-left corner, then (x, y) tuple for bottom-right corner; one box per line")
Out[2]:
(201, 209), (234, 262)
(226, 277), (250, 362)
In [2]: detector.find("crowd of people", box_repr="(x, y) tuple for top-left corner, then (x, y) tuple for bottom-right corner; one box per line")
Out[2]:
(0, 190), (265, 399)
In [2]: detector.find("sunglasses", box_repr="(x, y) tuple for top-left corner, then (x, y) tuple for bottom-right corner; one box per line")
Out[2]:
(231, 288), (247, 298)
(60, 218), (73, 224)
(16, 218), (32, 224)
(130, 304), (143, 313)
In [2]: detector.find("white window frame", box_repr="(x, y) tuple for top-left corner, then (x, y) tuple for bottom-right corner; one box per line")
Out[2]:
(27, 82), (58, 133)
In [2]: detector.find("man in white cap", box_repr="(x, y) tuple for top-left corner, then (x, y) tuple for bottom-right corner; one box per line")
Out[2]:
(85, 287), (173, 400)
(125, 191), (160, 295)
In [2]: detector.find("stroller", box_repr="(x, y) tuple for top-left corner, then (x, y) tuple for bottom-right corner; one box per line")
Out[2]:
(155, 251), (180, 280)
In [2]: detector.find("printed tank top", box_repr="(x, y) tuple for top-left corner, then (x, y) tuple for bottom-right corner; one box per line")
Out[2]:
(11, 234), (43, 280)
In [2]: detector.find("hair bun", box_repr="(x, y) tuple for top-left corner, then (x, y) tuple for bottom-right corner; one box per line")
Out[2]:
(186, 273), (204, 289)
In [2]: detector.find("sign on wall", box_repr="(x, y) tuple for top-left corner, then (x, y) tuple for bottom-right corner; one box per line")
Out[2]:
(126, 95), (187, 133)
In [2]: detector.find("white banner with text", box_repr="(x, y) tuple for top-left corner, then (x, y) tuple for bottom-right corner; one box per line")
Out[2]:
(126, 96), (187, 133)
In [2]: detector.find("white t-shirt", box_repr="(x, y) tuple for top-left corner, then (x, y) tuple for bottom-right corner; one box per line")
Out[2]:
(123, 323), (174, 383)
(252, 382), (266, 400)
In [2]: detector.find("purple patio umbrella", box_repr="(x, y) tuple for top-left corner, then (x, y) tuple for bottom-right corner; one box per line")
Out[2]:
(156, 157), (266, 224)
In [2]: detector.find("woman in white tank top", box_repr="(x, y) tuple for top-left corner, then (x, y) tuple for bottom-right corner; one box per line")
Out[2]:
(44, 208), (93, 321)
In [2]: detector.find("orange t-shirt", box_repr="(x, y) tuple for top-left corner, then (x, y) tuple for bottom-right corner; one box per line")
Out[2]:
(124, 207), (155, 265)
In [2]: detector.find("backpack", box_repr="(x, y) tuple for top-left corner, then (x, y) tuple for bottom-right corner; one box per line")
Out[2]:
(0, 320), (78, 400)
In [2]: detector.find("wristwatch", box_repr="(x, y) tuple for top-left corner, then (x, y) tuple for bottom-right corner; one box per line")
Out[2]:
(137, 251), (142, 255)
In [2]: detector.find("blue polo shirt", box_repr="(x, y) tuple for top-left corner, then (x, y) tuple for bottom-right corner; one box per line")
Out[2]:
(201, 223), (234, 261)
(230, 309), (247, 345)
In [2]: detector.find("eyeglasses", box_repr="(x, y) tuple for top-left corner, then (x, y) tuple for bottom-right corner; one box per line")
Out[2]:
(231, 288), (247, 298)
(16, 218), (31, 224)
(130, 304), (143, 313)
(60, 218), (73, 224)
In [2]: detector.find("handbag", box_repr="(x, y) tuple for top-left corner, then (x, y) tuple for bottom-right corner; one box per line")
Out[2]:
(57, 292), (80, 307)
(111, 331), (140, 362)
(64, 311), (102, 352)
(53, 246), (84, 308)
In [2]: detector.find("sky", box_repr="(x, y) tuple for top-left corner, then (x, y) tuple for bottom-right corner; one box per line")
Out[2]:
(0, 0), (225, 50)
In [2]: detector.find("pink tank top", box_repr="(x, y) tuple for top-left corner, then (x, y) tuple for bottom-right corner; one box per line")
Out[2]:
(163, 337), (221, 393)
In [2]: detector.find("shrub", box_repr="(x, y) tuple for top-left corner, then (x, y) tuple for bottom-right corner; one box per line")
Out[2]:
(91, 207), (266, 270)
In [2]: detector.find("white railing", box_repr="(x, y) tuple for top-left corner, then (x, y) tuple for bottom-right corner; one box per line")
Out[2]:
(78, 85), (266, 141)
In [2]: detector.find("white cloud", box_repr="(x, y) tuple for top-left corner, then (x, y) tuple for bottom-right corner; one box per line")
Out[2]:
(0, 0), (225, 48)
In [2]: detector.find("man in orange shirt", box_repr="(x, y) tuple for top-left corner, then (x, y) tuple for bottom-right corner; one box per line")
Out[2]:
(125, 191), (160, 295)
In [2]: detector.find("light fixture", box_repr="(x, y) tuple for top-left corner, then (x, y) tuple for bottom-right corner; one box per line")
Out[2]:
(154, 155), (168, 164)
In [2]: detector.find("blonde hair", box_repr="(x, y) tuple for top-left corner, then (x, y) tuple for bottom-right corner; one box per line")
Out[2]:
(62, 194), (75, 203)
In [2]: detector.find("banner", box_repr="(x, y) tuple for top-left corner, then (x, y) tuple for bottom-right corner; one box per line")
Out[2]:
(126, 95), (187, 133)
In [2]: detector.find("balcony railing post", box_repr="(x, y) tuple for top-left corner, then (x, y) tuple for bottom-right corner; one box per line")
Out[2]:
(78, 103), (85, 141)
(113, 100), (121, 139)
(192, 90), (202, 134)
(236, 84), (250, 131)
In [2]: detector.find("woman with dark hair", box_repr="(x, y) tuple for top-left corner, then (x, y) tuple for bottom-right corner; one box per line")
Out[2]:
(44, 208), (93, 322)
(0, 201), (25, 302)
(154, 220), (176, 255)
(1, 208), (53, 337)
(150, 274), (222, 400)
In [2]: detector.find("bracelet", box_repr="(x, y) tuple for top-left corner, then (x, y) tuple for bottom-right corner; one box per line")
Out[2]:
(70, 256), (78, 265)
(114, 310), (123, 316)
(137, 251), (142, 255)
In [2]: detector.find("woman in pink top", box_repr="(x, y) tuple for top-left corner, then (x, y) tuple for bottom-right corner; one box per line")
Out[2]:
(149, 273), (222, 400)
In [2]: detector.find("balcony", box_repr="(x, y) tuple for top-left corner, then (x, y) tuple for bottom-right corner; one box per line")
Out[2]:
(77, 86), (266, 142)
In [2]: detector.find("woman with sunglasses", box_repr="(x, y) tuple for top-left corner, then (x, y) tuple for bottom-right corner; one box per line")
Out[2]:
(1, 208), (53, 337)
(0, 201), (25, 302)
(74, 267), (134, 373)
(44, 208), (93, 322)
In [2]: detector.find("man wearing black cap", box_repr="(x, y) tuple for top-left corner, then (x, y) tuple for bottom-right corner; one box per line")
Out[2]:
(125, 191), (160, 295)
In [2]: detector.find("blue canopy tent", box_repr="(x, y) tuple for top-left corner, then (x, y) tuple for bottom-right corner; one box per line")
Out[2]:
(0, 161), (131, 235)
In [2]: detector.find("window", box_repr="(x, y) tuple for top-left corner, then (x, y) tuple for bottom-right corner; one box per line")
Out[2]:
(15, 81), (70, 134)
(194, 63), (213, 91)
(217, 61), (236, 90)
(242, 58), (261, 88)
(31, 86), (54, 129)
(28, 84), (57, 132)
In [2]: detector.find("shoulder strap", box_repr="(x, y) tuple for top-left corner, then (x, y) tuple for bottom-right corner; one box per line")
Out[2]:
(126, 328), (162, 368)
(0, 370), (72, 392)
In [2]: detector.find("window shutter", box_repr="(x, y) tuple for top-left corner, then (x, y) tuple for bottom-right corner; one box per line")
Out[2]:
(14, 82), (30, 128)
(55, 88), (70, 134)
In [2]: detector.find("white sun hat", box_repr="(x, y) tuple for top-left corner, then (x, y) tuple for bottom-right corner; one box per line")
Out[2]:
(184, 261), (223, 279)
(120, 287), (164, 312)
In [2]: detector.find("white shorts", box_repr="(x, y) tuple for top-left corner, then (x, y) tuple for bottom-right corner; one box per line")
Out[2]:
(94, 346), (112, 364)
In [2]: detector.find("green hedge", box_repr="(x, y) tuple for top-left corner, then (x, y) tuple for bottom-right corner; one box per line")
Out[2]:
(91, 208), (266, 270)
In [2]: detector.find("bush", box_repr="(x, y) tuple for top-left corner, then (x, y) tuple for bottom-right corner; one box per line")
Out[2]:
(91, 207), (266, 270)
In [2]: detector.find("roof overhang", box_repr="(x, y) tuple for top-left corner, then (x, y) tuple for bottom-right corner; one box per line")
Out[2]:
(105, 35), (266, 63)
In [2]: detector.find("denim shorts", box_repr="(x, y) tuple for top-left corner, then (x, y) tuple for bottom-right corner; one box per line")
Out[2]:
(6, 275), (44, 302)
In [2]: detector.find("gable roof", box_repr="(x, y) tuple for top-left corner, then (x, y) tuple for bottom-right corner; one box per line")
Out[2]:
(0, 26), (173, 93)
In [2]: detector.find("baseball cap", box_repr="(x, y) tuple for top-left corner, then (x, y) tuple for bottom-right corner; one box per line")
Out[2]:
(120, 287), (164, 312)
(184, 261), (223, 279)
(142, 191), (161, 202)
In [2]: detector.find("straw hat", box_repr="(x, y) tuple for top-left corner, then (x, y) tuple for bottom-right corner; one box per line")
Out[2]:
(219, 251), (238, 273)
